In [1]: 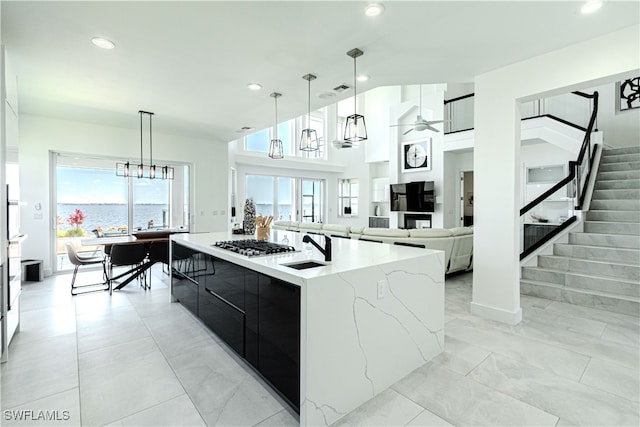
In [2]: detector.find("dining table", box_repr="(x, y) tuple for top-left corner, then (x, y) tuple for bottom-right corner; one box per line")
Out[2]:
(80, 231), (181, 291)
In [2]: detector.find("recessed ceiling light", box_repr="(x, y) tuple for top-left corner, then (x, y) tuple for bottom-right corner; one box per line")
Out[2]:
(236, 126), (254, 133)
(357, 74), (370, 82)
(247, 83), (262, 91)
(365, 3), (385, 17)
(91, 37), (115, 49)
(581, 0), (603, 14)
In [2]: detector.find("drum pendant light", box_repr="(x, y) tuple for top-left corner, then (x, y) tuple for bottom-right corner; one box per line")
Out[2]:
(300, 74), (319, 152)
(344, 48), (367, 143)
(268, 93), (284, 159)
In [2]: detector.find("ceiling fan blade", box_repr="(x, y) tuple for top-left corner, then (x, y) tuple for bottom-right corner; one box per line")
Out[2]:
(425, 124), (440, 133)
(403, 128), (414, 135)
(425, 120), (446, 125)
(389, 124), (412, 128)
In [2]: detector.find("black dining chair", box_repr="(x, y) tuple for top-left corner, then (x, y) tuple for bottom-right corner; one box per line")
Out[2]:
(107, 243), (149, 294)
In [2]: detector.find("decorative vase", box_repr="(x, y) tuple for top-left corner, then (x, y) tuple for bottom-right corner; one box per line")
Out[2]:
(243, 198), (256, 235)
(375, 204), (381, 216)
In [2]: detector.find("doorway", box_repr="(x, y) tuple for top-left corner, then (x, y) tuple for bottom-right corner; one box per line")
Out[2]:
(460, 171), (474, 226)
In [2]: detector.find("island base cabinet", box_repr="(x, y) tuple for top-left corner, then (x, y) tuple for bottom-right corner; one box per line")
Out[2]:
(244, 272), (259, 369)
(199, 286), (245, 355)
(171, 274), (199, 317)
(199, 255), (246, 356)
(258, 274), (300, 411)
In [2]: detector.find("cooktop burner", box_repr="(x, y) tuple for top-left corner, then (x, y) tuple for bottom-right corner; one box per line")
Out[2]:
(213, 239), (297, 257)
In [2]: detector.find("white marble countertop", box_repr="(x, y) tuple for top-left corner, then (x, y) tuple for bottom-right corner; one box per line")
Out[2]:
(171, 230), (442, 287)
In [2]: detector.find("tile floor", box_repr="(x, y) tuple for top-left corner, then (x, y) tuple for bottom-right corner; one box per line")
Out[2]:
(1, 268), (638, 426)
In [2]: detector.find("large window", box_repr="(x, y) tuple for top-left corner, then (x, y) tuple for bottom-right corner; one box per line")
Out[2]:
(243, 109), (326, 159)
(245, 174), (324, 223)
(246, 175), (274, 217)
(53, 153), (190, 272)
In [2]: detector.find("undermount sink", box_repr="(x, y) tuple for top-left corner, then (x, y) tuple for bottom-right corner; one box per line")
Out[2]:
(282, 261), (327, 270)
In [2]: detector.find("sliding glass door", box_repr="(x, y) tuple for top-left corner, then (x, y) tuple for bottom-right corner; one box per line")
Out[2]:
(53, 153), (190, 272)
(245, 174), (323, 223)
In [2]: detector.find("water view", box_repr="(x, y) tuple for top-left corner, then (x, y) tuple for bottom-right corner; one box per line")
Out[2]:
(57, 203), (169, 236)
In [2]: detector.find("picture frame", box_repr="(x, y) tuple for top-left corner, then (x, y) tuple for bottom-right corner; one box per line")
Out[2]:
(401, 138), (431, 173)
(617, 77), (640, 111)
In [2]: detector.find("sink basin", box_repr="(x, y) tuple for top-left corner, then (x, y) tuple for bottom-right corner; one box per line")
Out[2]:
(282, 261), (327, 270)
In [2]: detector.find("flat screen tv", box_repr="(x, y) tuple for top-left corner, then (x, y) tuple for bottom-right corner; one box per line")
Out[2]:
(390, 181), (435, 212)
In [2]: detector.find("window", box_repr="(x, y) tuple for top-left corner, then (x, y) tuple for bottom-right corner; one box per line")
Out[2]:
(301, 179), (324, 223)
(245, 174), (324, 223)
(338, 179), (359, 217)
(53, 153), (190, 272)
(242, 109), (327, 159)
(246, 175), (274, 217)
(245, 128), (270, 152)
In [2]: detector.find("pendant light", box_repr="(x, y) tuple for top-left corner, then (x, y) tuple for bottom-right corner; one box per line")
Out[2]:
(268, 93), (284, 159)
(344, 48), (367, 143)
(116, 110), (174, 179)
(300, 74), (319, 152)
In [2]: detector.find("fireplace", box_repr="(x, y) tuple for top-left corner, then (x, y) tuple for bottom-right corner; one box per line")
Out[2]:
(404, 213), (432, 229)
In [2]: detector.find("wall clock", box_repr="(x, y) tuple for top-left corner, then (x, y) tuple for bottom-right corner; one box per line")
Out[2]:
(401, 139), (431, 172)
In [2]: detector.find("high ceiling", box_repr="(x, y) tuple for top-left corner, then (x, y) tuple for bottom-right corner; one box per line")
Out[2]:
(2, 1), (639, 143)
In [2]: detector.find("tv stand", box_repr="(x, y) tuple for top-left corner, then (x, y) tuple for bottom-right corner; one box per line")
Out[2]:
(404, 213), (432, 229)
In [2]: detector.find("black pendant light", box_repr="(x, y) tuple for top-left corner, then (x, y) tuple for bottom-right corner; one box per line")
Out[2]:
(344, 48), (367, 143)
(116, 110), (174, 179)
(300, 74), (319, 152)
(268, 93), (284, 159)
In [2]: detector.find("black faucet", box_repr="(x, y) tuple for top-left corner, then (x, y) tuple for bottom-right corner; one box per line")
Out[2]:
(303, 234), (332, 262)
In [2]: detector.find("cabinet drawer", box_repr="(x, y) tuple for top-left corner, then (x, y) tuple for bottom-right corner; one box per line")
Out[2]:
(199, 286), (245, 356)
(172, 272), (198, 316)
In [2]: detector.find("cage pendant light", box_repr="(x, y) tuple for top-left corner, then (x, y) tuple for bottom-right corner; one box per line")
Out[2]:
(300, 74), (319, 152)
(344, 48), (367, 143)
(116, 110), (174, 179)
(268, 93), (284, 159)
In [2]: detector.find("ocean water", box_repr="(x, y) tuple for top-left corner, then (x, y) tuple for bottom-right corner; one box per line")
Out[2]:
(57, 203), (169, 234)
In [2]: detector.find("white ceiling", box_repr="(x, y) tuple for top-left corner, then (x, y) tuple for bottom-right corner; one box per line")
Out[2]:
(2, 1), (639, 143)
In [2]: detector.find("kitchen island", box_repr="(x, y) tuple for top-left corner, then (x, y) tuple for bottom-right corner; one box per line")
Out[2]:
(170, 230), (445, 426)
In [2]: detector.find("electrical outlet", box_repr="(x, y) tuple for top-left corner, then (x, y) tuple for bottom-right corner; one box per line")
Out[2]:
(220, 210), (225, 215)
(213, 210), (218, 216)
(33, 212), (43, 220)
(377, 279), (386, 299)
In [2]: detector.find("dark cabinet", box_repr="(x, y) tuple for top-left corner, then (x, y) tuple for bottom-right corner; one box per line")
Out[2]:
(199, 255), (245, 355)
(171, 243), (199, 316)
(369, 216), (389, 228)
(170, 242), (301, 413)
(245, 271), (259, 368)
(258, 274), (300, 410)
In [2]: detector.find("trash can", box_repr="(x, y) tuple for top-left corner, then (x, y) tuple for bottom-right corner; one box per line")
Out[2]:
(22, 259), (43, 282)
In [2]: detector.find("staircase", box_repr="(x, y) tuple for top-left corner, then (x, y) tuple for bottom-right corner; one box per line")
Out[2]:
(521, 145), (640, 316)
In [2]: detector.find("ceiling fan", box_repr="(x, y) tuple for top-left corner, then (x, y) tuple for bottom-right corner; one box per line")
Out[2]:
(390, 85), (446, 135)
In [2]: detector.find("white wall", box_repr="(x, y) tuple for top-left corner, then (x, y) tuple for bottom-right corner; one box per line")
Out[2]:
(390, 84), (447, 228)
(589, 79), (640, 147)
(19, 115), (228, 275)
(473, 25), (640, 324)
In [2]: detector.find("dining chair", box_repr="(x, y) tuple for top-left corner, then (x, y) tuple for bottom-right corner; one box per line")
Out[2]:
(66, 242), (109, 295)
(107, 243), (149, 294)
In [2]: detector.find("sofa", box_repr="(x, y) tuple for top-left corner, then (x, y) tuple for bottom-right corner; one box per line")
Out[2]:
(271, 220), (473, 274)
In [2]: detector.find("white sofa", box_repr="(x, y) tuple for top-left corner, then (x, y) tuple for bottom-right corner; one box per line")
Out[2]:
(271, 220), (473, 274)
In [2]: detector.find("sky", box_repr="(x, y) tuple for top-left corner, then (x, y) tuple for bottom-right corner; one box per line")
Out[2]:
(57, 167), (168, 204)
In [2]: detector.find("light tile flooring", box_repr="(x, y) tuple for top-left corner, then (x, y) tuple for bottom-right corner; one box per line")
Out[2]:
(1, 269), (638, 426)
